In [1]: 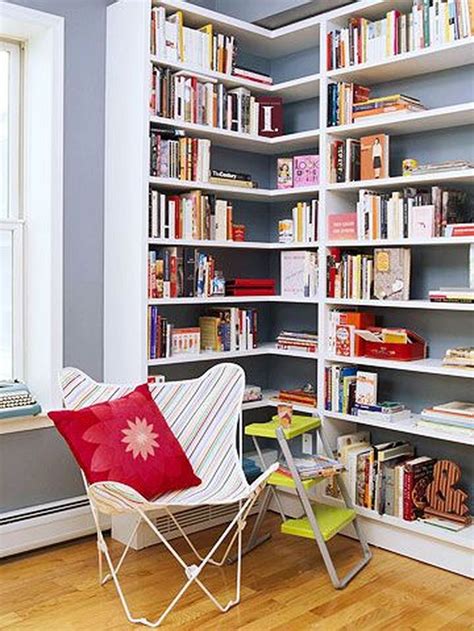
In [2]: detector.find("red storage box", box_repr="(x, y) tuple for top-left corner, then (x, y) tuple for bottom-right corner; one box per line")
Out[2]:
(355, 328), (427, 361)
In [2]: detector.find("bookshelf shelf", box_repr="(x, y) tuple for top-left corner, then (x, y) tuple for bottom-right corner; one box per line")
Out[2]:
(150, 57), (320, 102)
(327, 37), (474, 84)
(150, 116), (320, 154)
(148, 343), (318, 366)
(148, 238), (318, 250)
(325, 411), (474, 446)
(326, 355), (474, 379)
(327, 103), (474, 138)
(148, 296), (319, 305)
(326, 237), (474, 248)
(326, 169), (474, 192)
(106, 0), (474, 577)
(325, 298), (474, 312)
(149, 177), (320, 200)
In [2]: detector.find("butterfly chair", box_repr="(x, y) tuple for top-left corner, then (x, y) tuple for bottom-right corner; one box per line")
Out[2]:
(59, 363), (277, 628)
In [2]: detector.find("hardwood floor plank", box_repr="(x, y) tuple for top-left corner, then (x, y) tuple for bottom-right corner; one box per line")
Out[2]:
(1, 514), (471, 630)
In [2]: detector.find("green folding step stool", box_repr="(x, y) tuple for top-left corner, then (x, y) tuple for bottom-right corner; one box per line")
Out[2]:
(243, 414), (372, 589)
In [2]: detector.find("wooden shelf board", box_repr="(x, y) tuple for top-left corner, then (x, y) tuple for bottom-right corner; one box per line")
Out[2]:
(327, 38), (474, 84)
(327, 103), (474, 138)
(148, 295), (318, 305)
(326, 237), (474, 247)
(326, 298), (474, 311)
(148, 343), (318, 366)
(324, 411), (474, 446)
(149, 116), (319, 153)
(148, 238), (318, 250)
(325, 354), (474, 379)
(326, 169), (474, 192)
(149, 177), (320, 200)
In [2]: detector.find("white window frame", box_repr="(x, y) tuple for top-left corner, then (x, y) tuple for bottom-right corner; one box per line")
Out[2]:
(0, 39), (21, 219)
(1, 2), (64, 410)
(1, 221), (24, 380)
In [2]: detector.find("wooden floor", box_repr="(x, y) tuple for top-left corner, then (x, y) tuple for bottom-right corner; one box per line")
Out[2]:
(1, 514), (473, 630)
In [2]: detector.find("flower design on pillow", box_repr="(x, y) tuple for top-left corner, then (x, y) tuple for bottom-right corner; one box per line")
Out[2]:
(121, 417), (159, 461)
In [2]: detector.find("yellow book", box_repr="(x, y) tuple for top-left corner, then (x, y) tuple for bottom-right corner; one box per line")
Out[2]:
(297, 202), (303, 241)
(382, 328), (408, 344)
(199, 316), (220, 351)
(199, 24), (213, 70)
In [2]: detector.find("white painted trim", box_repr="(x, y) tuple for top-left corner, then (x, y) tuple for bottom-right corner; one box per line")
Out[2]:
(0, 496), (110, 558)
(1, 2), (64, 409)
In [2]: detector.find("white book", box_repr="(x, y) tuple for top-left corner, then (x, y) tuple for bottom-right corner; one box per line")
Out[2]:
(281, 250), (308, 298)
(215, 199), (228, 241)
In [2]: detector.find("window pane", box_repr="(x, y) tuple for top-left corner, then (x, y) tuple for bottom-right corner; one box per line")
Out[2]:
(0, 231), (13, 380)
(0, 50), (9, 218)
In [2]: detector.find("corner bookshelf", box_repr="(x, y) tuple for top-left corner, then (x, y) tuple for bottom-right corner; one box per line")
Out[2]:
(104, 0), (474, 576)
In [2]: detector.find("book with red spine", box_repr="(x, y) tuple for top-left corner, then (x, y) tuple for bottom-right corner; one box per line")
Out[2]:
(403, 457), (436, 521)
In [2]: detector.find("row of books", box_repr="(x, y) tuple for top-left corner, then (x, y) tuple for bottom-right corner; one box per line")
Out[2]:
(150, 66), (283, 136)
(327, 248), (411, 301)
(150, 7), (235, 74)
(150, 130), (210, 181)
(429, 287), (474, 303)
(328, 133), (389, 183)
(329, 431), (443, 522)
(327, 82), (425, 126)
(147, 306), (259, 359)
(148, 190), (233, 241)
(281, 250), (319, 299)
(276, 330), (318, 354)
(278, 199), (318, 243)
(148, 248), (226, 299)
(327, 1), (474, 70)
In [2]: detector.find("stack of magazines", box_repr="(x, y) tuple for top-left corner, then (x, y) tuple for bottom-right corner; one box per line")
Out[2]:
(278, 455), (343, 480)
(276, 331), (318, 353)
(411, 160), (474, 175)
(442, 347), (474, 369)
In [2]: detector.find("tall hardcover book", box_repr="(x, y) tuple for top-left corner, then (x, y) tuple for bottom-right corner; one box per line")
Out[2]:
(373, 247), (411, 300)
(360, 133), (389, 180)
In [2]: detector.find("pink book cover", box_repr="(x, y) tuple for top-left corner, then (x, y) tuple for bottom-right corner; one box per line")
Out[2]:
(328, 213), (357, 240)
(293, 155), (320, 187)
(277, 158), (293, 189)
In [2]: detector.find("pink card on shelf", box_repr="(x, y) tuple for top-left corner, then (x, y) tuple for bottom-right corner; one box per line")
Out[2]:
(293, 155), (319, 187)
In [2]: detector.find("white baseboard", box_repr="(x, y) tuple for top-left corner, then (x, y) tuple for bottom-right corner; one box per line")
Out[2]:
(0, 496), (110, 558)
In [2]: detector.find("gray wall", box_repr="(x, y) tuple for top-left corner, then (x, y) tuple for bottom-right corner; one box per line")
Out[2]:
(1, 0), (109, 512)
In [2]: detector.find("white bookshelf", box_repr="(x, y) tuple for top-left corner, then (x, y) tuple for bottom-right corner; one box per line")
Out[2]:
(105, 0), (474, 577)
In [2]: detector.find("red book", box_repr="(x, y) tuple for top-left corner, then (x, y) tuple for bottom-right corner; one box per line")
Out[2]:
(403, 457), (435, 521)
(226, 278), (275, 288)
(227, 288), (275, 296)
(255, 96), (283, 137)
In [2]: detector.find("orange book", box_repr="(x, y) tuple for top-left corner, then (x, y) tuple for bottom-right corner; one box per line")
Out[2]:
(360, 133), (389, 180)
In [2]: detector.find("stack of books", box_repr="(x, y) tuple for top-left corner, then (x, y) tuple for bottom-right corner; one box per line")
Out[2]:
(419, 402), (474, 436)
(276, 330), (318, 354)
(278, 456), (344, 480)
(327, 82), (371, 126)
(150, 129), (210, 182)
(233, 66), (273, 86)
(442, 346), (474, 369)
(353, 94), (425, 123)
(225, 278), (275, 296)
(281, 251), (318, 299)
(243, 384), (263, 403)
(208, 169), (258, 188)
(353, 401), (411, 423)
(429, 287), (474, 304)
(148, 191), (234, 241)
(151, 7), (236, 74)
(148, 248), (226, 299)
(199, 308), (258, 352)
(411, 159), (474, 175)
(150, 67), (282, 137)
(327, 2), (473, 70)
(278, 199), (318, 243)
(276, 387), (317, 408)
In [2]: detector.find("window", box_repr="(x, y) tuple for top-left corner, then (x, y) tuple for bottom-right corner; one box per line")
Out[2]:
(0, 40), (22, 381)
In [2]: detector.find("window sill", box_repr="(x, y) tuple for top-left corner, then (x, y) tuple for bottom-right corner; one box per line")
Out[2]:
(0, 413), (53, 435)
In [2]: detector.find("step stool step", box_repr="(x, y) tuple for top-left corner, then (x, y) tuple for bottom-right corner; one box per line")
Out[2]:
(268, 470), (325, 490)
(281, 503), (356, 542)
(245, 415), (321, 440)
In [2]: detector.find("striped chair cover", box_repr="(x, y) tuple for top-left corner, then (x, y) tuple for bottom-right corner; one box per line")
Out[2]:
(60, 363), (252, 514)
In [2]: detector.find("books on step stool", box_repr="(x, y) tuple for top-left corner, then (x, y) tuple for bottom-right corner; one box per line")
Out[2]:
(278, 456), (344, 480)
